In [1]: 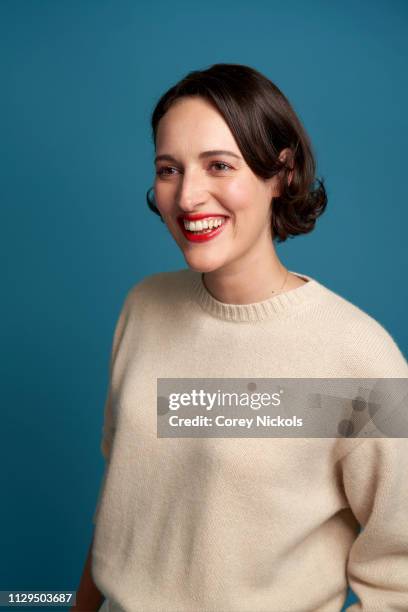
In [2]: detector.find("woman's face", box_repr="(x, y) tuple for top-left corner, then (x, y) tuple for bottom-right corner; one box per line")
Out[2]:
(153, 96), (286, 274)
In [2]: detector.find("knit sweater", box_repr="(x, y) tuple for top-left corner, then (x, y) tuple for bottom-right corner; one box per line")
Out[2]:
(91, 268), (408, 612)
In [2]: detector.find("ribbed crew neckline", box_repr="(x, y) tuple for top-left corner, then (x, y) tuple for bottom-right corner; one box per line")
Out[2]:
(190, 270), (325, 322)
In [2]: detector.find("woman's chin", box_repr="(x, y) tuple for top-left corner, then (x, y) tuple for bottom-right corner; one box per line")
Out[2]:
(183, 252), (227, 274)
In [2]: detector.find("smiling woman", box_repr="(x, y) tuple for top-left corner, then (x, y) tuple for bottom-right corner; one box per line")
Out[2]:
(145, 65), (328, 303)
(83, 63), (408, 612)
(147, 65), (327, 247)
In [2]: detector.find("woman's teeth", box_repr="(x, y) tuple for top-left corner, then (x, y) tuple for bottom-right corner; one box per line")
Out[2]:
(183, 217), (226, 234)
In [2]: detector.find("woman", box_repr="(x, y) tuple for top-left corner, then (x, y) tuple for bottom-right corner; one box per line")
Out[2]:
(74, 64), (408, 611)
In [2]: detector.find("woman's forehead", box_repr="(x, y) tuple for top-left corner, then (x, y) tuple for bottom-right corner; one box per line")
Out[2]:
(156, 101), (239, 157)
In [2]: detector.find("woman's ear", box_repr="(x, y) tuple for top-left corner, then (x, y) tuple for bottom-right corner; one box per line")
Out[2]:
(278, 148), (295, 186)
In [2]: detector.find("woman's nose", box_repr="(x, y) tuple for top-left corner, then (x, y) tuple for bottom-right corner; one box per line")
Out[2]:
(176, 169), (209, 212)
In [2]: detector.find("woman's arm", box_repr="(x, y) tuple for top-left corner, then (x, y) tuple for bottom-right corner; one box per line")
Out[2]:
(70, 531), (105, 612)
(341, 437), (408, 610)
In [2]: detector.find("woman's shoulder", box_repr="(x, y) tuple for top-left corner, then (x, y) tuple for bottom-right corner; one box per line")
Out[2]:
(311, 279), (408, 376)
(126, 268), (194, 299)
(119, 268), (196, 320)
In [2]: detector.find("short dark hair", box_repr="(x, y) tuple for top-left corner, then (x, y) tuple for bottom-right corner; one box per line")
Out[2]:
(146, 63), (327, 243)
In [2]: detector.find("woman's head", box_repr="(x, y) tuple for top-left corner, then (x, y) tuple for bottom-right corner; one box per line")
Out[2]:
(147, 63), (327, 274)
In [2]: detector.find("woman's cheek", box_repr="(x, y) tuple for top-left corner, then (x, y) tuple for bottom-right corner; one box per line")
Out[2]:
(219, 179), (252, 212)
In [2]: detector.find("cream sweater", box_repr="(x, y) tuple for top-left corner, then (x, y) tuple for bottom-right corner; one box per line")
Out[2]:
(91, 268), (408, 612)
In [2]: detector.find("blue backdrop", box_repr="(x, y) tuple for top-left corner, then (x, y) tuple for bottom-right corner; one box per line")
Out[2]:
(1, 1), (407, 609)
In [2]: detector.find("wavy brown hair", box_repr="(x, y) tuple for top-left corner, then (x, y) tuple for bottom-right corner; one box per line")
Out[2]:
(146, 63), (327, 243)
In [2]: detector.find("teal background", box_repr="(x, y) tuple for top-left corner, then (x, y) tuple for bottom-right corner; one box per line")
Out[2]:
(1, 0), (407, 609)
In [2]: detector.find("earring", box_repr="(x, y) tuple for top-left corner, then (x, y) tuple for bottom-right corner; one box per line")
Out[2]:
(146, 187), (165, 223)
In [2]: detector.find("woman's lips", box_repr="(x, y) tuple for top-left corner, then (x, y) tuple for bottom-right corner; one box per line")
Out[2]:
(177, 217), (229, 243)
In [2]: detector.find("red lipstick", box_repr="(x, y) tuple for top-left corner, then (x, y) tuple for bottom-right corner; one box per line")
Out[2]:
(177, 215), (229, 243)
(178, 213), (229, 221)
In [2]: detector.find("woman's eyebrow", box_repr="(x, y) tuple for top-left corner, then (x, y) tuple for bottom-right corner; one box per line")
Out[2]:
(155, 150), (242, 163)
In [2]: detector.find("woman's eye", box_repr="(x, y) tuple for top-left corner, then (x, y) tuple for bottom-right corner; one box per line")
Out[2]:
(156, 167), (177, 176)
(156, 161), (232, 177)
(210, 161), (231, 172)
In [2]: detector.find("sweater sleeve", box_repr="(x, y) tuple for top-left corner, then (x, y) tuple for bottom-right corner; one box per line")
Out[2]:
(341, 437), (408, 611)
(92, 287), (135, 524)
